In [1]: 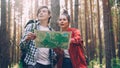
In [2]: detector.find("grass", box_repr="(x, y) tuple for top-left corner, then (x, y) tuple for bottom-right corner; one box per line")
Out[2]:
(9, 58), (120, 68)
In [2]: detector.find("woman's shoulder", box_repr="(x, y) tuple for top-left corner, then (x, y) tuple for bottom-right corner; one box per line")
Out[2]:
(67, 28), (79, 31)
(67, 28), (80, 35)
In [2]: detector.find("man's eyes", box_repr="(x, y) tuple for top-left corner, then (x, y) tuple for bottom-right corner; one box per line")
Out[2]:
(59, 19), (67, 21)
(39, 10), (47, 13)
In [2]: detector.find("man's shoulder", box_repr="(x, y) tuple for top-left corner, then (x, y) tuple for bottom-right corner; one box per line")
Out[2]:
(25, 20), (38, 28)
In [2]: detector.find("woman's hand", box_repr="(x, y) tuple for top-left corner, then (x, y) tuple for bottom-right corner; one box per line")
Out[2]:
(70, 38), (75, 43)
(25, 32), (36, 41)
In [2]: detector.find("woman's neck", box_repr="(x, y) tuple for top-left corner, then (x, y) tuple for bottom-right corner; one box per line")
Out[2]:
(61, 27), (69, 31)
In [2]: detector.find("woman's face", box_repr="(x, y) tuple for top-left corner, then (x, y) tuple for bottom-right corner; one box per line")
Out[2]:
(37, 8), (50, 21)
(58, 15), (69, 30)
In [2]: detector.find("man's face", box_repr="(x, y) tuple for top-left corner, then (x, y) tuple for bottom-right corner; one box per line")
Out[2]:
(37, 8), (50, 21)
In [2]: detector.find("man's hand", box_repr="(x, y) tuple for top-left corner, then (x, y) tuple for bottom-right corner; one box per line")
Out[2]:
(25, 32), (36, 41)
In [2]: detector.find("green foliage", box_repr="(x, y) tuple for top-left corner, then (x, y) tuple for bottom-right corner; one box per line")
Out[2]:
(88, 58), (105, 68)
(88, 60), (97, 68)
(109, 0), (115, 7)
(18, 61), (23, 68)
(111, 58), (120, 68)
(87, 57), (120, 68)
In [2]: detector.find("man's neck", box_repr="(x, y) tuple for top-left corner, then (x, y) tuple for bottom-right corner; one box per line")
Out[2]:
(40, 20), (48, 27)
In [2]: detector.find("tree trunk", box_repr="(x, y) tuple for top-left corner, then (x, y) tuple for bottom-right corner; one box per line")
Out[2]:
(35, 0), (39, 18)
(0, 0), (10, 67)
(45, 0), (48, 6)
(79, 2), (83, 37)
(73, 0), (78, 28)
(97, 0), (103, 64)
(84, 0), (89, 65)
(118, 1), (120, 58)
(7, 0), (12, 66)
(89, 0), (96, 60)
(50, 0), (60, 31)
(20, 0), (23, 38)
(70, 0), (73, 25)
(102, 0), (115, 68)
(64, 0), (68, 9)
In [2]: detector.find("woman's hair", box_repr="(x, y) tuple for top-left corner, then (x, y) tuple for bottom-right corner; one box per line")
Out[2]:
(37, 6), (51, 23)
(62, 9), (70, 23)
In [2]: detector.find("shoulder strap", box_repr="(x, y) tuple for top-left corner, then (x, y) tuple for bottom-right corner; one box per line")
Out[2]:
(24, 20), (34, 28)
(31, 20), (37, 32)
(48, 26), (53, 31)
(49, 27), (52, 31)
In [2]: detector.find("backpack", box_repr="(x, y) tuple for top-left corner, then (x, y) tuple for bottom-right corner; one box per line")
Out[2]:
(20, 20), (37, 67)
(24, 20), (53, 31)
(24, 20), (37, 28)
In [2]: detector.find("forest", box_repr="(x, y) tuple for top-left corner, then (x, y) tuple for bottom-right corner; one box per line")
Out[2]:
(0, 0), (120, 68)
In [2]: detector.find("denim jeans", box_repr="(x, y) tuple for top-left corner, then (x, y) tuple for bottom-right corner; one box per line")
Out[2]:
(62, 58), (73, 68)
(35, 63), (51, 68)
(27, 65), (35, 68)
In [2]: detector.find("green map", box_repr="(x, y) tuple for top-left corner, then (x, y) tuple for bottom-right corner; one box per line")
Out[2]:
(34, 30), (71, 49)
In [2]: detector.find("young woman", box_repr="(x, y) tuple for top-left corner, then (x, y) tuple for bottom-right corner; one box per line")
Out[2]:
(20, 6), (53, 68)
(57, 10), (87, 68)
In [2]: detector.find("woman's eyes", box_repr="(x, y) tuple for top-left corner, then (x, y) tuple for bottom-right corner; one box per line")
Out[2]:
(59, 19), (62, 21)
(42, 10), (47, 13)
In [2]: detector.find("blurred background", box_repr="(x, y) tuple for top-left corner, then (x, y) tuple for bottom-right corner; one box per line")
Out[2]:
(0, 0), (120, 68)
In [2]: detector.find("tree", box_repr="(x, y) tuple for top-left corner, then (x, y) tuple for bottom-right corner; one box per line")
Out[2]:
(117, 0), (120, 58)
(70, 0), (73, 24)
(73, 0), (78, 28)
(102, 0), (116, 68)
(97, 0), (103, 64)
(35, 0), (39, 18)
(7, 0), (13, 66)
(78, 1), (82, 36)
(50, 0), (60, 31)
(84, 0), (89, 65)
(89, 0), (96, 60)
(0, 0), (10, 67)
(64, 0), (68, 9)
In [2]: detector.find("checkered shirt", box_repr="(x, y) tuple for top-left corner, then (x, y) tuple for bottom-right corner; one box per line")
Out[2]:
(20, 22), (37, 65)
(20, 21), (53, 65)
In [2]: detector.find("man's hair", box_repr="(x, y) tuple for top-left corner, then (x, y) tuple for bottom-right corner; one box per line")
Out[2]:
(37, 6), (51, 16)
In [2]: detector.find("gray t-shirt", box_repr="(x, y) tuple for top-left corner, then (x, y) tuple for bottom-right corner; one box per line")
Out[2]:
(35, 25), (50, 65)
(64, 49), (70, 58)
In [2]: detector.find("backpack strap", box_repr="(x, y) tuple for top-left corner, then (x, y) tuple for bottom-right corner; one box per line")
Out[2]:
(26, 20), (53, 32)
(24, 20), (34, 28)
(48, 26), (54, 31)
(30, 20), (37, 33)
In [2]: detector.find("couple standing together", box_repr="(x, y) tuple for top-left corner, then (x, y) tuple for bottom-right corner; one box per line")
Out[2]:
(20, 6), (87, 68)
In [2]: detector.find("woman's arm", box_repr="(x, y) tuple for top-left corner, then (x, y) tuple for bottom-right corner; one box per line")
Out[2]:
(70, 29), (83, 46)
